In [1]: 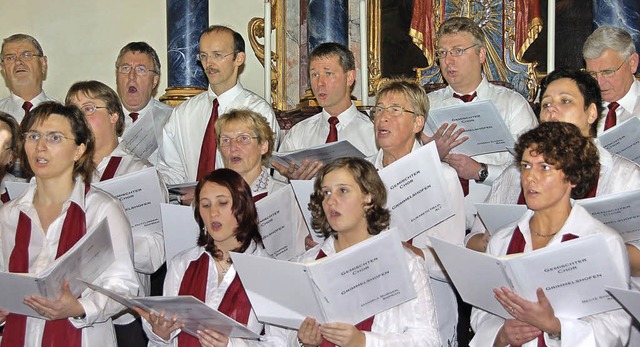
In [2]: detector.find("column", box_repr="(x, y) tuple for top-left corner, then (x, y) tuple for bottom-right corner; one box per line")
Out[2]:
(307, 0), (349, 51)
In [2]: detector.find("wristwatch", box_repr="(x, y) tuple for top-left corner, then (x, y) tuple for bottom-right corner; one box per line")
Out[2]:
(476, 163), (488, 183)
(548, 331), (561, 340)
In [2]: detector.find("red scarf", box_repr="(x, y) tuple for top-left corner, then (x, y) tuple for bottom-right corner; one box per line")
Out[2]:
(177, 252), (253, 346)
(316, 250), (374, 347)
(253, 192), (268, 203)
(2, 186), (88, 347)
(100, 156), (122, 181)
(506, 226), (578, 347)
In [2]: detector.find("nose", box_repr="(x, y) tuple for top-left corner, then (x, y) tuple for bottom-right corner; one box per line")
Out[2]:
(35, 136), (47, 150)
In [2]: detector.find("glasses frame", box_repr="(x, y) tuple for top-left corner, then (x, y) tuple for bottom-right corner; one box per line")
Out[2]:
(23, 131), (75, 146)
(196, 51), (237, 63)
(116, 64), (158, 76)
(218, 134), (259, 147)
(0, 51), (43, 64)
(584, 57), (629, 79)
(370, 105), (417, 118)
(435, 44), (479, 59)
(79, 104), (109, 116)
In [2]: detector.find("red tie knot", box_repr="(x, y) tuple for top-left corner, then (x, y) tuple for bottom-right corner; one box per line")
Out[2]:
(453, 92), (477, 103)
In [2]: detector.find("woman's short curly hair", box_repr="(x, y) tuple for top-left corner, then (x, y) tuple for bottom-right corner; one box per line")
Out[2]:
(309, 157), (390, 239)
(515, 122), (600, 199)
(194, 168), (263, 260)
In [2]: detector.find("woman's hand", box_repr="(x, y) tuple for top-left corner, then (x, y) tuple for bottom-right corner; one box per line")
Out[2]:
(134, 307), (183, 341)
(297, 316), (322, 346)
(23, 281), (84, 320)
(494, 287), (561, 335)
(0, 310), (9, 324)
(494, 319), (542, 347)
(197, 328), (230, 347)
(319, 322), (365, 347)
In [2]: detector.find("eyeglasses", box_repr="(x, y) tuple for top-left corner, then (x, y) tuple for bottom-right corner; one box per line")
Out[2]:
(117, 64), (157, 76)
(197, 51), (236, 63)
(0, 51), (43, 64)
(23, 131), (75, 145)
(370, 105), (416, 118)
(218, 134), (258, 147)
(435, 44), (478, 59)
(584, 57), (629, 79)
(79, 104), (108, 116)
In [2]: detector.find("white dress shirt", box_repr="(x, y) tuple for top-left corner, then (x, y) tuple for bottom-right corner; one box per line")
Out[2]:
(0, 177), (139, 347)
(279, 103), (377, 157)
(368, 141), (464, 346)
(122, 98), (174, 164)
(428, 77), (538, 227)
(0, 173), (24, 206)
(143, 244), (287, 346)
(157, 83), (279, 185)
(287, 235), (441, 347)
(470, 205), (631, 347)
(597, 79), (640, 136)
(0, 90), (56, 123)
(250, 166), (286, 197)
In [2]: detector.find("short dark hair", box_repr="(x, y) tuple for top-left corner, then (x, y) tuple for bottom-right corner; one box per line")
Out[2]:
(515, 122), (600, 199)
(115, 41), (161, 73)
(309, 157), (390, 239)
(20, 102), (96, 183)
(201, 25), (245, 58)
(538, 68), (604, 137)
(309, 42), (355, 72)
(65, 80), (126, 136)
(194, 168), (263, 260)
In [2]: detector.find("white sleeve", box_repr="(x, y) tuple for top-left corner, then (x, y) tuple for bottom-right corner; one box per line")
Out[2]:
(157, 109), (188, 185)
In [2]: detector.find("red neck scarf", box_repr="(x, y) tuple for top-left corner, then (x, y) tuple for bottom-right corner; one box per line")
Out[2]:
(100, 156), (123, 181)
(2, 185), (88, 347)
(506, 226), (578, 347)
(316, 250), (374, 347)
(177, 251), (254, 346)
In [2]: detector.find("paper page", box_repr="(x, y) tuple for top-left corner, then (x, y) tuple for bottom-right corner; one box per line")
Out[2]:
(93, 167), (163, 234)
(160, 203), (199, 263)
(230, 252), (324, 329)
(5, 181), (28, 200)
(85, 282), (259, 339)
(606, 287), (640, 323)
(0, 219), (114, 318)
(424, 100), (515, 156)
(290, 180), (324, 244)
(378, 142), (455, 241)
(475, 203), (528, 235)
(506, 235), (625, 319)
(431, 237), (513, 318)
(598, 117), (640, 165)
(255, 185), (307, 260)
(271, 140), (365, 169)
(309, 230), (417, 324)
(577, 189), (640, 242)
(122, 113), (159, 160)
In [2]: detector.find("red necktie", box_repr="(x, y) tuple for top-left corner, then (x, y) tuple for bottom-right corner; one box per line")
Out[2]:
(453, 91), (477, 103)
(129, 112), (139, 123)
(100, 156), (123, 181)
(325, 117), (340, 143)
(452, 92), (477, 196)
(22, 101), (33, 117)
(197, 99), (220, 181)
(604, 102), (619, 131)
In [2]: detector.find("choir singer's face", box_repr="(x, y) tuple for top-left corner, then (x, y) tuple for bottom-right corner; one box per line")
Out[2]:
(321, 168), (371, 236)
(520, 147), (573, 213)
(374, 91), (424, 155)
(219, 120), (268, 180)
(198, 181), (239, 248)
(539, 78), (597, 137)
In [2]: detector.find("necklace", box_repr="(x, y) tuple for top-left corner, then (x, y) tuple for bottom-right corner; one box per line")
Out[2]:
(532, 229), (559, 238)
(215, 258), (231, 275)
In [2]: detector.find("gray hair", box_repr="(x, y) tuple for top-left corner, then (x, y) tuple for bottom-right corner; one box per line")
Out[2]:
(115, 41), (161, 73)
(583, 25), (636, 60)
(2, 34), (44, 55)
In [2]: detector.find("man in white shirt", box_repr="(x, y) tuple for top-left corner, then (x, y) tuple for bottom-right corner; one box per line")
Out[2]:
(115, 41), (173, 164)
(0, 34), (55, 123)
(275, 42), (377, 180)
(157, 25), (279, 186)
(583, 25), (639, 135)
(426, 17), (537, 228)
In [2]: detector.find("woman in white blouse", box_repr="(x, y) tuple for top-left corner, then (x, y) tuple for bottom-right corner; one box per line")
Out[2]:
(0, 102), (138, 346)
(137, 168), (286, 346)
(293, 157), (440, 347)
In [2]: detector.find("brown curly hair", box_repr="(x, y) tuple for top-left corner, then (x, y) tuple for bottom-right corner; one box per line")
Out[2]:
(515, 122), (599, 199)
(194, 168), (263, 261)
(309, 157), (390, 239)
